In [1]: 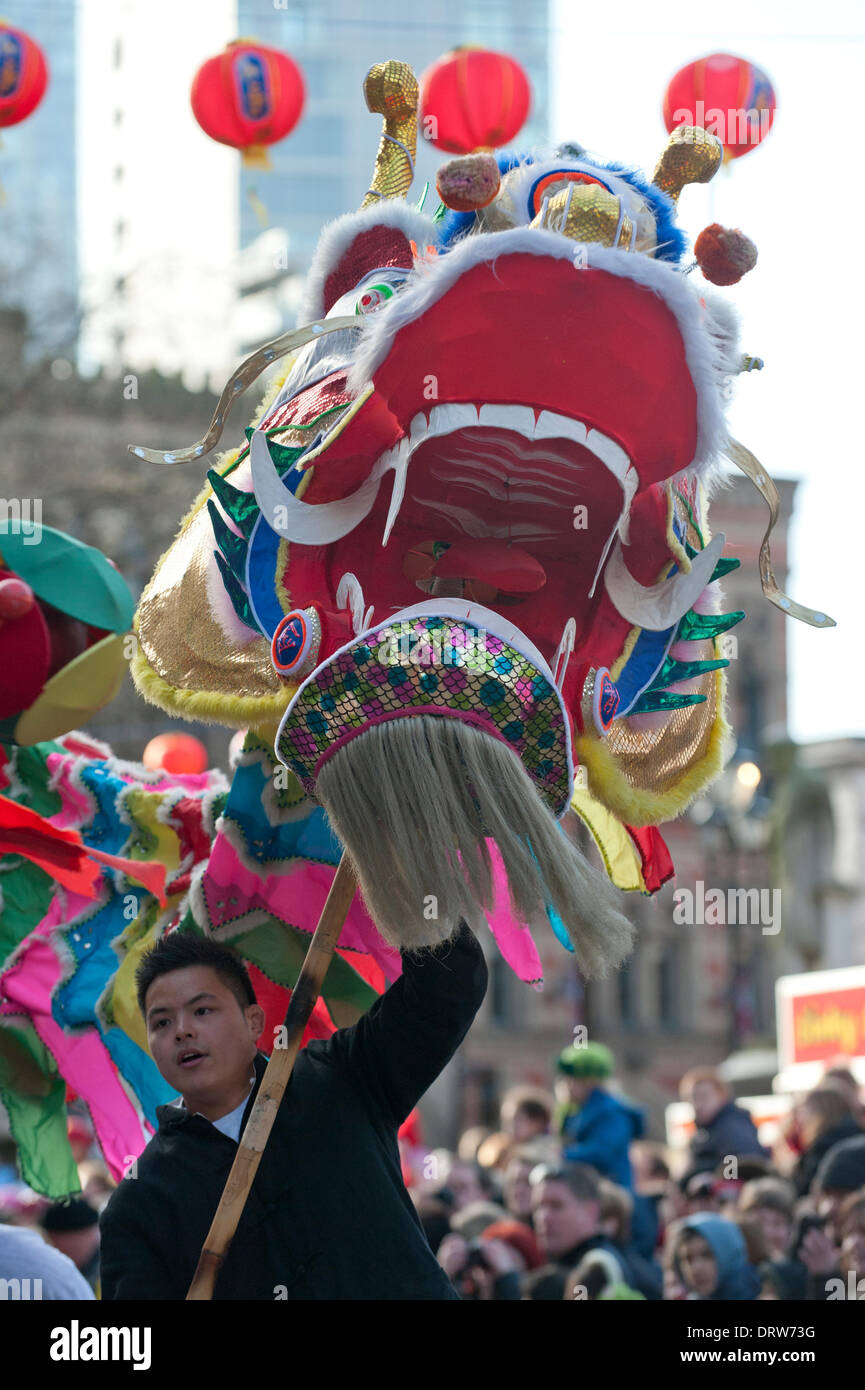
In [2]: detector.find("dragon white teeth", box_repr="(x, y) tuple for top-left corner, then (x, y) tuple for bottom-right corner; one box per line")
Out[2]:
(409, 412), (428, 444)
(477, 404), (536, 436)
(261, 400), (635, 557)
(381, 440), (410, 548)
(426, 404), (481, 437)
(553, 618), (577, 688)
(617, 467), (638, 546)
(588, 466), (640, 599)
(336, 572), (372, 636)
(534, 410), (588, 446)
(586, 429), (630, 482)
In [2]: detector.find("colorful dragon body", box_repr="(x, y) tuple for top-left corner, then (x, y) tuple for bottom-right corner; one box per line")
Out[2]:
(0, 528), (379, 1197)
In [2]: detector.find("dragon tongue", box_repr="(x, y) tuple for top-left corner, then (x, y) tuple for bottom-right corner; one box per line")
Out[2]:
(431, 539), (547, 594)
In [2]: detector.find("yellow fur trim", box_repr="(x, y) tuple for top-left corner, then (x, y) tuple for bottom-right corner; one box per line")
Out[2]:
(129, 645), (296, 728)
(610, 625), (640, 682)
(275, 537), (291, 617)
(575, 667), (729, 827)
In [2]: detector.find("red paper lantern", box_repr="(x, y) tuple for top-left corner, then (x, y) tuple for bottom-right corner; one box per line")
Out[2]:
(190, 38), (305, 166)
(420, 47), (530, 155)
(142, 732), (209, 776)
(0, 23), (49, 129)
(663, 52), (776, 161)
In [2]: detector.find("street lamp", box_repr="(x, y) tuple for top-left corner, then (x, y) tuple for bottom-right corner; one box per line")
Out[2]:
(688, 746), (772, 1050)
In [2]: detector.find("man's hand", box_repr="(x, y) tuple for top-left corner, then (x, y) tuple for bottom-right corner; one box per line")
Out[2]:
(799, 1225), (840, 1275)
(478, 1237), (522, 1275)
(437, 1233), (469, 1280)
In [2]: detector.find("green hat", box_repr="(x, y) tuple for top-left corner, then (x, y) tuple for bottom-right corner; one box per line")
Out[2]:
(555, 1041), (615, 1078)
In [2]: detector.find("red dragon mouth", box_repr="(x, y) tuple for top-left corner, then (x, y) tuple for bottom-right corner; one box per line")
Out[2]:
(246, 238), (731, 674)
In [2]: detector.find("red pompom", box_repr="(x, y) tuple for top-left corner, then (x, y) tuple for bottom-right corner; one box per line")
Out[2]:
(694, 223), (758, 285)
(436, 153), (501, 211)
(0, 576), (34, 619)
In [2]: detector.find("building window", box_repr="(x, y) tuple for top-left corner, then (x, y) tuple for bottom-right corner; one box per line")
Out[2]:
(490, 954), (512, 1025)
(463, 1064), (499, 1130)
(658, 945), (679, 1031)
(617, 957), (638, 1031)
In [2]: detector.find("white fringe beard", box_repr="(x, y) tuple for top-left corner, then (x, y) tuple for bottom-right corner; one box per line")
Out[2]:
(315, 715), (634, 978)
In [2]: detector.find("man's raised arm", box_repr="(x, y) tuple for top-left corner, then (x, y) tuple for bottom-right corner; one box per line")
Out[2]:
(327, 920), (488, 1126)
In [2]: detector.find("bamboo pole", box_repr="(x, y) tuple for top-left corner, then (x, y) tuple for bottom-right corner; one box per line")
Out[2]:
(186, 851), (356, 1300)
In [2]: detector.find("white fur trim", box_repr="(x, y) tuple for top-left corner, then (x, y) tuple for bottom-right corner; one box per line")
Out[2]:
(347, 229), (740, 477)
(299, 202), (438, 323)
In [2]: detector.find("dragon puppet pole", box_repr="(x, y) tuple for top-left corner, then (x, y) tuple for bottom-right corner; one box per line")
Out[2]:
(185, 851), (357, 1300)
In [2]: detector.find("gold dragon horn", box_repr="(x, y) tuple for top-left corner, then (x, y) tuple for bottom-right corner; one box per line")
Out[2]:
(361, 60), (419, 207)
(651, 126), (723, 204)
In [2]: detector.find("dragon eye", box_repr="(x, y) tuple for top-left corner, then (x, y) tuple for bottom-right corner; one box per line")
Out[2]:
(355, 283), (395, 315)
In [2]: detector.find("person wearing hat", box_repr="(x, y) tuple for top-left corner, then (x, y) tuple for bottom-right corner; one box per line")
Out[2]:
(41, 1197), (101, 1295)
(814, 1133), (865, 1235)
(554, 1041), (644, 1192)
(780, 1138), (865, 1300)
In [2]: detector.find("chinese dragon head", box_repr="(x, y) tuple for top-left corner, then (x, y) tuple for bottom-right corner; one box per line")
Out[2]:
(130, 61), (831, 977)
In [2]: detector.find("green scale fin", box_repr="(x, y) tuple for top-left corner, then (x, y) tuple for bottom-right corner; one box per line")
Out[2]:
(208, 469), (259, 539)
(629, 690), (708, 714)
(677, 608), (745, 641)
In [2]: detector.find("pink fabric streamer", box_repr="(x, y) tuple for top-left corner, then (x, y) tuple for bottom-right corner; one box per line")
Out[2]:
(204, 835), (544, 984)
(484, 843), (544, 985)
(0, 895), (152, 1180)
(203, 834), (404, 979)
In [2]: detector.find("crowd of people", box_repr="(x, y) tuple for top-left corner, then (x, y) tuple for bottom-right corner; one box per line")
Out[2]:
(402, 1045), (865, 1300)
(2, 1039), (864, 1301)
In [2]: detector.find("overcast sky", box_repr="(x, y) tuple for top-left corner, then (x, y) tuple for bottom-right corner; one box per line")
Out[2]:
(551, 0), (865, 745)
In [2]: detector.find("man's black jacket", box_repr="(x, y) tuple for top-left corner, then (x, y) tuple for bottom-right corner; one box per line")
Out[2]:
(100, 924), (487, 1300)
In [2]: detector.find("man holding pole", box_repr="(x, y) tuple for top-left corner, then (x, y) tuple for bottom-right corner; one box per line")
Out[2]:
(99, 923), (486, 1300)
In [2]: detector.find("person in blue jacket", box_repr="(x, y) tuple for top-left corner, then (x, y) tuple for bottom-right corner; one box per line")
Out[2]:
(555, 1042), (660, 1263)
(554, 1041), (644, 1190)
(671, 1213), (760, 1300)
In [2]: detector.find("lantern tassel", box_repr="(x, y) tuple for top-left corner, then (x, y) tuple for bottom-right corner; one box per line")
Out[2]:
(246, 185), (270, 229)
(241, 144), (272, 172)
